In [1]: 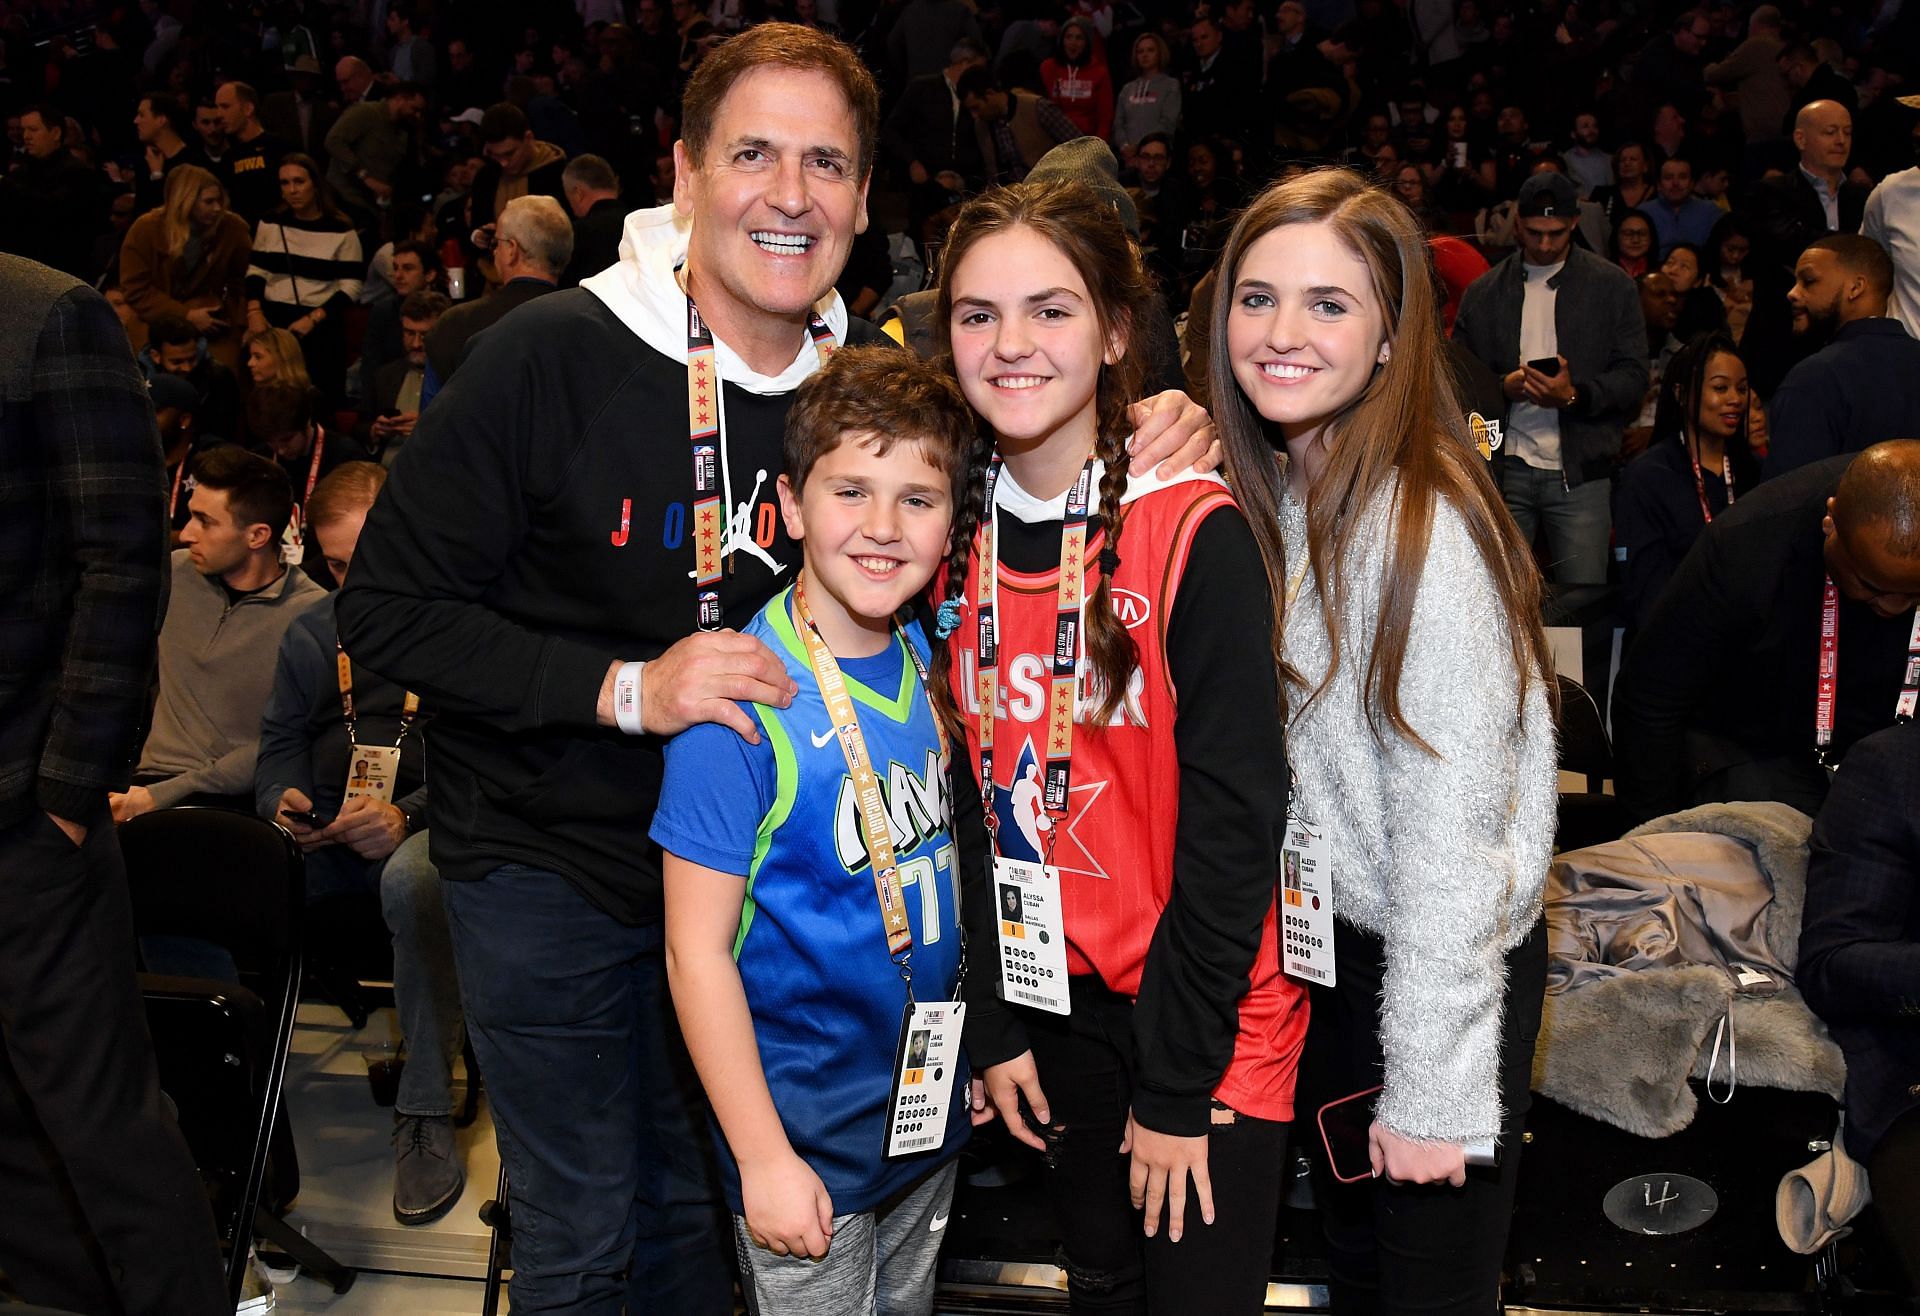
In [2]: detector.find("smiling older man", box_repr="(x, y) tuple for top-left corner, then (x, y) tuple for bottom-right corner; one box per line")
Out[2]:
(338, 23), (1212, 1314)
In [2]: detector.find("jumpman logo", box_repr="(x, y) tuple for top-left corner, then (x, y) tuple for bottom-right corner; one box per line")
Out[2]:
(685, 467), (788, 579)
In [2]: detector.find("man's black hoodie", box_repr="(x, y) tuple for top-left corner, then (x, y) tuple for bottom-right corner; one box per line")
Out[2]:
(338, 284), (886, 924)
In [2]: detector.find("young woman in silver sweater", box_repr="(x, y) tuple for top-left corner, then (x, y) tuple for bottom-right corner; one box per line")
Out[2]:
(1207, 167), (1558, 1314)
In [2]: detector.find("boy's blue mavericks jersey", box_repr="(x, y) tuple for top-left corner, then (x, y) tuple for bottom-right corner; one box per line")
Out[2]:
(654, 587), (968, 1214)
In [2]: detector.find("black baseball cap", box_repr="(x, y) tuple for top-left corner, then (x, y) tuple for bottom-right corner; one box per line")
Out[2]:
(1516, 172), (1579, 218)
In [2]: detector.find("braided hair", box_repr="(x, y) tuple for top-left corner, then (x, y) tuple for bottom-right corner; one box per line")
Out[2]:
(931, 179), (1163, 729)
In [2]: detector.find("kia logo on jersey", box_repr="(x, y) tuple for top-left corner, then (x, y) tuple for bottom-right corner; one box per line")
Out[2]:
(1110, 588), (1151, 630)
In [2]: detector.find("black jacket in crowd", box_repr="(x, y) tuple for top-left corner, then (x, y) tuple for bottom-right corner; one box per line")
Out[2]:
(562, 196), (626, 289)
(1798, 718), (1920, 1164)
(1612, 455), (1915, 825)
(1451, 245), (1650, 488)
(0, 152), (106, 281)
(1744, 168), (1871, 273)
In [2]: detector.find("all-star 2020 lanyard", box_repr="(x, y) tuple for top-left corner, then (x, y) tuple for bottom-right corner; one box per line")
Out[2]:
(686, 295), (837, 633)
(976, 453), (1099, 862)
(335, 640), (420, 747)
(792, 575), (952, 993)
(1688, 443), (1735, 525)
(1814, 578), (1920, 769)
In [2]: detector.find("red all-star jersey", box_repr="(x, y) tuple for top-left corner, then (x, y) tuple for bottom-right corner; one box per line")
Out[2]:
(943, 476), (1307, 1121)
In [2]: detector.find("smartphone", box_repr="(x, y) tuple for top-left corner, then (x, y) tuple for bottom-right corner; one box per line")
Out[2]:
(282, 808), (332, 829)
(1526, 356), (1562, 376)
(1318, 1085), (1383, 1183)
(1450, 141), (1468, 168)
(1317, 1085), (1499, 1182)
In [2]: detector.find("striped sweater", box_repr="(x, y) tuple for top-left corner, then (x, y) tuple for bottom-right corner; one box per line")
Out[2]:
(246, 213), (364, 314)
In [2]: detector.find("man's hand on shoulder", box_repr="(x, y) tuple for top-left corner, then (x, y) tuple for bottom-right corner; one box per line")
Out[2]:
(597, 632), (798, 744)
(1127, 390), (1223, 478)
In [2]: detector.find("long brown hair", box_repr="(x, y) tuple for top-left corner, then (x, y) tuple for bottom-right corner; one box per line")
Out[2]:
(1208, 167), (1553, 749)
(928, 180), (1161, 733)
(160, 164), (225, 259)
(276, 152), (351, 224)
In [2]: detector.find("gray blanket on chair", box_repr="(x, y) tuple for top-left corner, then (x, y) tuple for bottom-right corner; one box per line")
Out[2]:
(1533, 801), (1846, 1138)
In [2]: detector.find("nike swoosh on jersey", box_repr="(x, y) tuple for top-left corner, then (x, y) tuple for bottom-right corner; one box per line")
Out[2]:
(929, 1210), (949, 1232)
(810, 727), (836, 749)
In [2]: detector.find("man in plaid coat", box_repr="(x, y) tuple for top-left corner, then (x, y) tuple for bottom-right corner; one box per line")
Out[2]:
(0, 253), (226, 1314)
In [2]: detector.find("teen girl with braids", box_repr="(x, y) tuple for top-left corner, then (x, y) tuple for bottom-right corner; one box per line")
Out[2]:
(1210, 167), (1555, 1315)
(928, 178), (1308, 1315)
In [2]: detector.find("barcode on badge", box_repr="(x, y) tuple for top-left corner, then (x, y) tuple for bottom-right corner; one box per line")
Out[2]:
(1012, 989), (1050, 1004)
(896, 1135), (937, 1151)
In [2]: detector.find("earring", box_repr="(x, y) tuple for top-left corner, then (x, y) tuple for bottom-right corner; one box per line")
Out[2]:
(1378, 345), (1392, 364)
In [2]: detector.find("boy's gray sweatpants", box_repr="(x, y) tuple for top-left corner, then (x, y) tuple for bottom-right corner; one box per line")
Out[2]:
(734, 1159), (958, 1316)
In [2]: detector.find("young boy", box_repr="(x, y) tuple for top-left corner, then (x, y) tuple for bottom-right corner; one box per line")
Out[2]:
(652, 346), (979, 1314)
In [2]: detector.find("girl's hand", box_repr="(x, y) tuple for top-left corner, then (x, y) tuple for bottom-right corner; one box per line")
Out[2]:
(740, 1150), (834, 1260)
(1369, 1121), (1466, 1187)
(982, 1052), (1051, 1151)
(1124, 1111), (1214, 1241)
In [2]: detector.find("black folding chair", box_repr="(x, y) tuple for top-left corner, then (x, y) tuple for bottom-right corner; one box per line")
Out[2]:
(120, 807), (355, 1301)
(480, 1164), (511, 1316)
(1554, 673), (1626, 851)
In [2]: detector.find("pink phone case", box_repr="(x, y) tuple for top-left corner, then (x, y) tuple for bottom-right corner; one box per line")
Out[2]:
(1316, 1084), (1384, 1184)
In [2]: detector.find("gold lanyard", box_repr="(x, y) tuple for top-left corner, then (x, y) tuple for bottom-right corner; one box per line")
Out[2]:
(686, 295), (835, 630)
(335, 639), (420, 747)
(792, 576), (946, 962)
(975, 454), (1098, 860)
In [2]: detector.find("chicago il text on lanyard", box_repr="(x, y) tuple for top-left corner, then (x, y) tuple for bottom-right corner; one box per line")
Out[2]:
(976, 453), (1099, 864)
(685, 295), (836, 633)
(791, 575), (954, 994)
(1814, 577), (1920, 769)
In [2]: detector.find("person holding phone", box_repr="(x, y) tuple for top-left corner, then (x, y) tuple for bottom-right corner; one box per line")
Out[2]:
(1454, 172), (1648, 619)
(1212, 167), (1558, 1315)
(256, 464), (467, 1228)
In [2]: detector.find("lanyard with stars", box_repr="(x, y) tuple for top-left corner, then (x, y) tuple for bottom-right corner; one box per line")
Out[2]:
(792, 574), (942, 964)
(685, 295), (837, 631)
(976, 452), (1098, 860)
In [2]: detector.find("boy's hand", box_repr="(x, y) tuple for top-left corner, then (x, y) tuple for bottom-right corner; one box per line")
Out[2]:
(982, 1052), (1051, 1151)
(1127, 391), (1223, 479)
(970, 1075), (995, 1126)
(741, 1151), (834, 1260)
(1124, 1112), (1215, 1241)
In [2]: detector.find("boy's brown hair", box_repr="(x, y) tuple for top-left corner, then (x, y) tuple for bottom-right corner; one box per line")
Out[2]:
(782, 345), (980, 508)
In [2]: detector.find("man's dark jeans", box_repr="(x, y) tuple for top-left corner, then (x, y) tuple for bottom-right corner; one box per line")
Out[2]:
(445, 864), (733, 1314)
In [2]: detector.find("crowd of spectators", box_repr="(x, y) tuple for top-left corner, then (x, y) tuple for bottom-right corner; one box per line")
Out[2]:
(1, 0), (1914, 468)
(3, 0), (1920, 1296)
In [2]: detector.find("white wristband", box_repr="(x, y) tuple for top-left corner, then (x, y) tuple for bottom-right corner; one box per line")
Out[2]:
(613, 660), (646, 736)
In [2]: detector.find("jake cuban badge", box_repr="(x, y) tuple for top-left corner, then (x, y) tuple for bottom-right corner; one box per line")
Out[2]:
(884, 1000), (964, 1159)
(1281, 813), (1335, 986)
(344, 745), (401, 804)
(993, 856), (1070, 1015)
